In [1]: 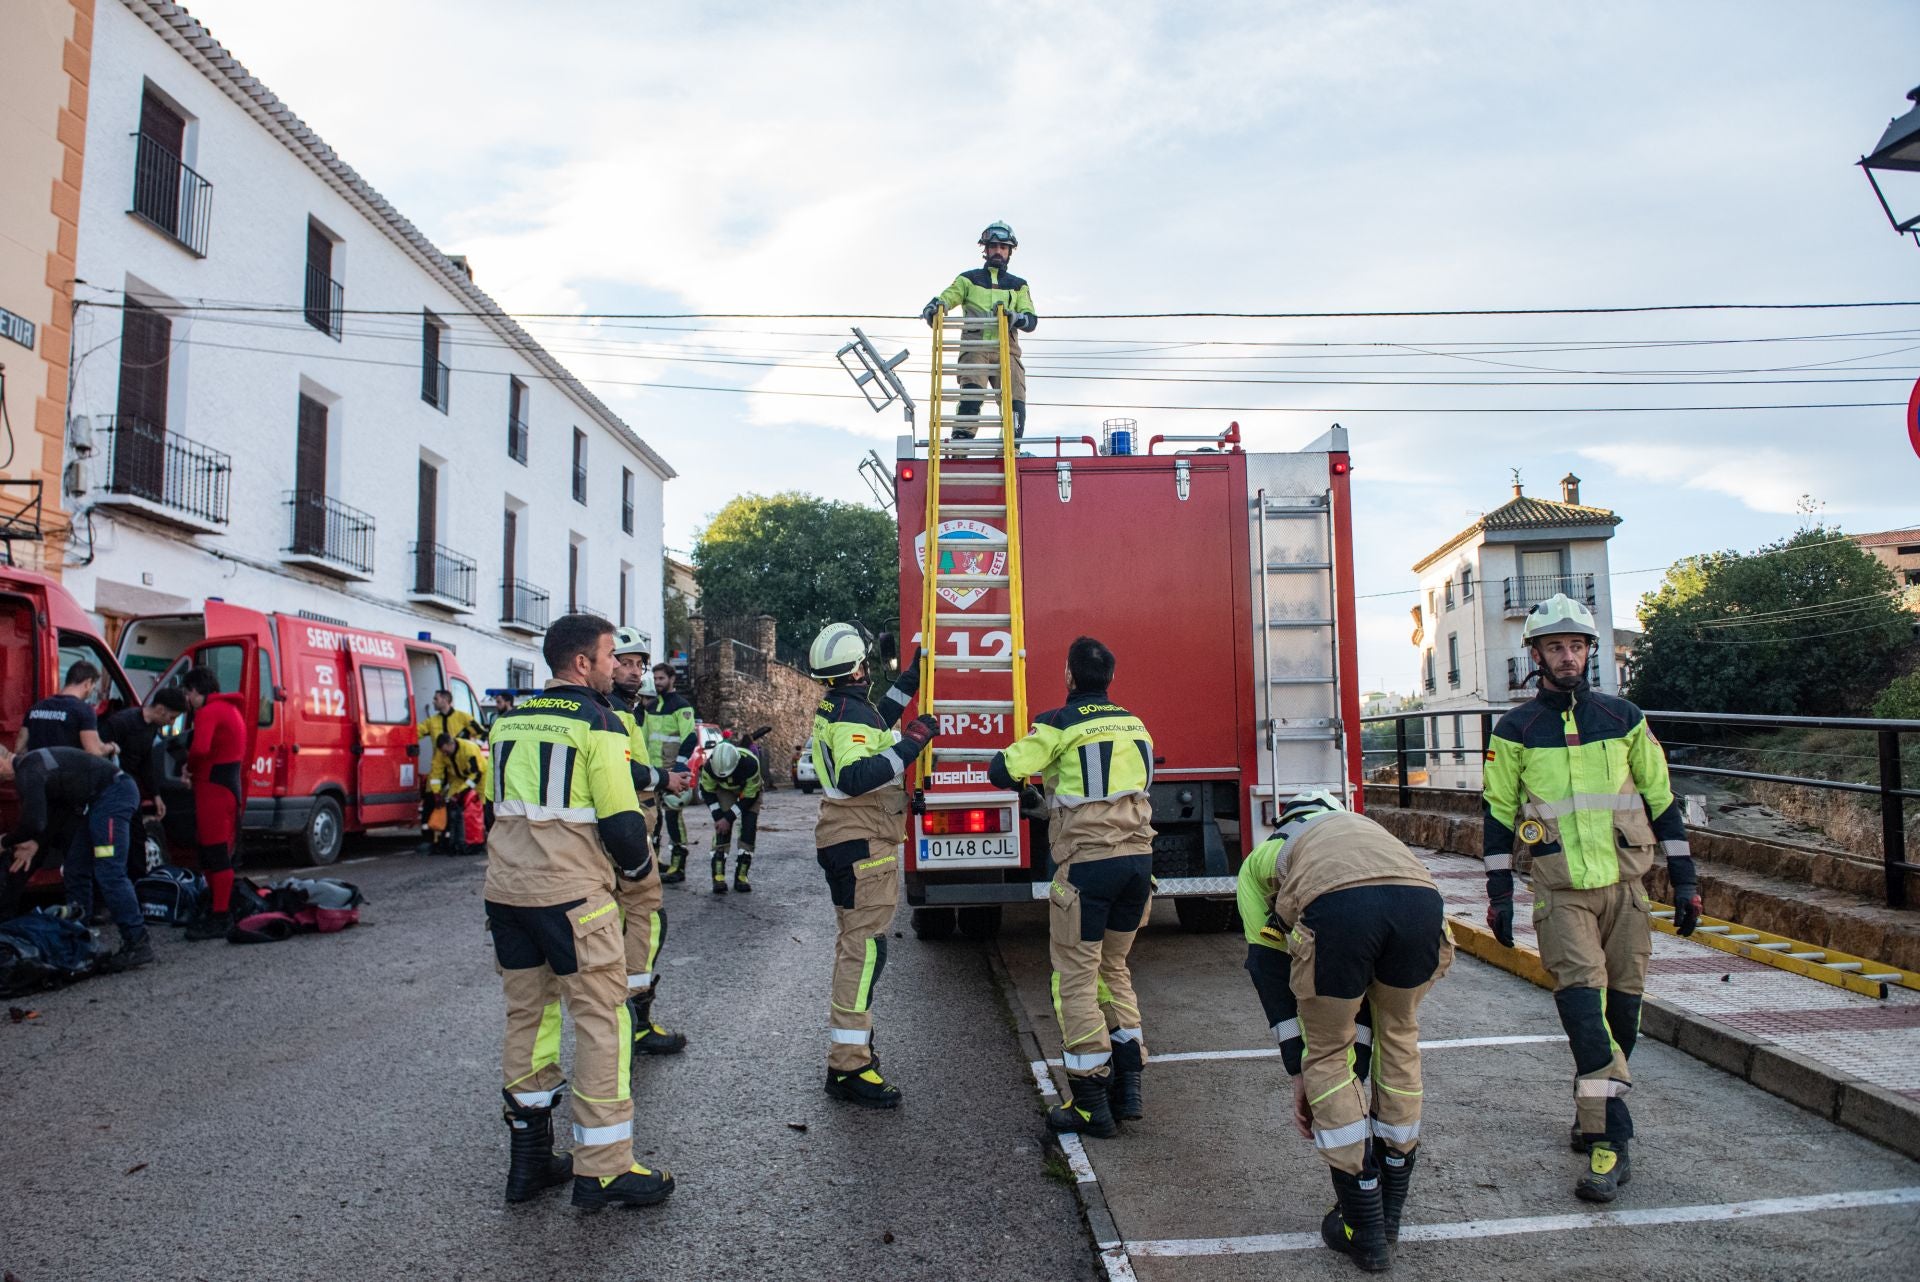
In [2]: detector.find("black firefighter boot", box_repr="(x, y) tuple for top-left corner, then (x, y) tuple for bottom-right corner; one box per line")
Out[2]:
(571, 1163), (675, 1212)
(502, 1089), (573, 1203)
(1111, 1039), (1144, 1121)
(628, 988), (687, 1056)
(710, 851), (729, 895)
(825, 1057), (903, 1109)
(1321, 1166), (1391, 1272)
(1379, 1144), (1417, 1244)
(1012, 398), (1027, 441)
(732, 849), (754, 894)
(1046, 1071), (1120, 1139)
(183, 905), (232, 943)
(660, 845), (688, 885)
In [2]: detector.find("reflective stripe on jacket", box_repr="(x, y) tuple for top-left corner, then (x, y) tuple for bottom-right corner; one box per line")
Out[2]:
(643, 693), (697, 769)
(937, 266), (1037, 328)
(988, 690), (1155, 860)
(811, 682), (912, 848)
(1482, 686), (1689, 891)
(429, 737), (491, 798)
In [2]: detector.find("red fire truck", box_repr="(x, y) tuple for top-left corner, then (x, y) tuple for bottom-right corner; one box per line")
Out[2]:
(116, 603), (481, 865)
(894, 423), (1361, 940)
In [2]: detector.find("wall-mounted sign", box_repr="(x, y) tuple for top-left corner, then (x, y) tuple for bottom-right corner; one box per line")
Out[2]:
(0, 306), (36, 352)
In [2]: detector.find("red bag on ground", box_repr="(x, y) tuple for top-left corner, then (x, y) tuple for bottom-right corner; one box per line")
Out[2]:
(463, 795), (486, 847)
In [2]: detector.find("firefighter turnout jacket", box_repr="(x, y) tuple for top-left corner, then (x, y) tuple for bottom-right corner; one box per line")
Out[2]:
(483, 680), (651, 907)
(418, 708), (480, 744)
(428, 738), (491, 799)
(987, 691), (1154, 860)
(937, 266), (1037, 331)
(1482, 685), (1690, 891)
(810, 676), (920, 846)
(644, 692), (698, 771)
(699, 751), (762, 802)
(609, 693), (674, 799)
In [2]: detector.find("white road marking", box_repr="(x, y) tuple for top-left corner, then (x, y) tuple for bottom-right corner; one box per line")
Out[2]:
(1097, 1243), (1139, 1281)
(1125, 1186), (1920, 1257)
(1038, 1034), (1563, 1068)
(1027, 1062), (1096, 1184)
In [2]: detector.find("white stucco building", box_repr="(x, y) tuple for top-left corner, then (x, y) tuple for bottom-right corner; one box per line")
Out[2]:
(1409, 474), (1620, 789)
(61, 0), (672, 695)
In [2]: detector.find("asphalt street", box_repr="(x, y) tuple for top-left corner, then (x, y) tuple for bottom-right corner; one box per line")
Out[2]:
(997, 899), (1920, 1282)
(0, 790), (1095, 1282)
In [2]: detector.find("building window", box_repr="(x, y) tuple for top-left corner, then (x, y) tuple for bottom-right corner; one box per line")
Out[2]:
(421, 310), (449, 411)
(112, 297), (172, 505)
(304, 219), (343, 339)
(1451, 713), (1465, 762)
(618, 562), (631, 626)
(290, 392), (328, 552)
(568, 536), (586, 613)
(130, 86), (211, 256)
(621, 468), (635, 534)
(1444, 580), (1455, 611)
(1906, 569), (1920, 587)
(1446, 634), (1460, 687)
(507, 378), (529, 464)
(1461, 568), (1474, 601)
(1423, 650), (1436, 694)
(507, 658), (533, 691)
(572, 430), (588, 504)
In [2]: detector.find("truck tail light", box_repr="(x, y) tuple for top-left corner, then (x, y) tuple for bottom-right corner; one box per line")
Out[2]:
(900, 464), (915, 481)
(922, 807), (1007, 835)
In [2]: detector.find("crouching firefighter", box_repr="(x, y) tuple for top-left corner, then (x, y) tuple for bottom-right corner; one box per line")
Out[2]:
(484, 613), (675, 1211)
(609, 627), (691, 1056)
(1483, 592), (1700, 1203)
(809, 624), (938, 1108)
(989, 636), (1155, 1140)
(1251, 792), (1452, 1273)
(701, 740), (762, 894)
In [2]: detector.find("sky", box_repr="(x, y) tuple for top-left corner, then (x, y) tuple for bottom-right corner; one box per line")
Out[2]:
(172, 0), (1920, 692)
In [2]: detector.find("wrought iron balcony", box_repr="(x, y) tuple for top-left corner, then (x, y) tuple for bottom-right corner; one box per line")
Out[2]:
(304, 263), (343, 339)
(501, 578), (550, 633)
(129, 133), (212, 257)
(283, 490), (374, 578)
(1503, 572), (1597, 616)
(422, 359), (450, 412)
(95, 417), (230, 529)
(409, 541), (476, 610)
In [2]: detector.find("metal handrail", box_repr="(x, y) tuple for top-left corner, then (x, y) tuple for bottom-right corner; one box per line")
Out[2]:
(128, 133), (212, 256)
(98, 417), (230, 524)
(304, 264), (343, 339)
(501, 578), (550, 630)
(1503, 572), (1597, 612)
(409, 541), (476, 606)
(283, 489), (374, 574)
(1358, 706), (1919, 907)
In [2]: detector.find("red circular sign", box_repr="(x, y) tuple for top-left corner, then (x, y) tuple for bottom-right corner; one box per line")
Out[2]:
(1910, 374), (1920, 461)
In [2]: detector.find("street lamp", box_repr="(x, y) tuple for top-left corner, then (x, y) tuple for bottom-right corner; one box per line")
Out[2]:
(1860, 85), (1920, 246)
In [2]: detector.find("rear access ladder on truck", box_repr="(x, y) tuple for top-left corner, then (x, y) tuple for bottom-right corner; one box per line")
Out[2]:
(914, 307), (1029, 793)
(1255, 488), (1352, 809)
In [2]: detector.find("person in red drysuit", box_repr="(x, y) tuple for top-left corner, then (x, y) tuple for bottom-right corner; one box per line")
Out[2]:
(180, 667), (248, 942)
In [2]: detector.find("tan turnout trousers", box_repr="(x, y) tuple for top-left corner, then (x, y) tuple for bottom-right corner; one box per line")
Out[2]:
(1289, 915), (1453, 1176)
(1048, 847), (1154, 1078)
(497, 895), (633, 1179)
(954, 331), (1025, 440)
(1535, 880), (1650, 1134)
(826, 840), (900, 1072)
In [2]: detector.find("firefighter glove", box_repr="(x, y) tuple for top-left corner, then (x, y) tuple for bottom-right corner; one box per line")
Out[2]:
(897, 714), (939, 759)
(1013, 311), (1037, 332)
(896, 645), (923, 693)
(1486, 868), (1515, 948)
(921, 299), (941, 327)
(1667, 856), (1702, 935)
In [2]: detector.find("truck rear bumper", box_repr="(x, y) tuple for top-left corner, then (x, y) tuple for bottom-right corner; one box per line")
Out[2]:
(911, 874), (1238, 905)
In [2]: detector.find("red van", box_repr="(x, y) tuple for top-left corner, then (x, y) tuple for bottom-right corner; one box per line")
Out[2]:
(117, 603), (482, 865)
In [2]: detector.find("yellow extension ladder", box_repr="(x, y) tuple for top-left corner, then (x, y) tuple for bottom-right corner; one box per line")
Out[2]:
(915, 306), (1029, 789)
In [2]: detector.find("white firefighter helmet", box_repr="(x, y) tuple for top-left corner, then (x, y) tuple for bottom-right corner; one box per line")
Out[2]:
(1521, 593), (1600, 645)
(809, 621), (870, 679)
(709, 741), (741, 778)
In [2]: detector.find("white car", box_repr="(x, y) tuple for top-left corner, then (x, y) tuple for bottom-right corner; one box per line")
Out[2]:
(795, 737), (818, 793)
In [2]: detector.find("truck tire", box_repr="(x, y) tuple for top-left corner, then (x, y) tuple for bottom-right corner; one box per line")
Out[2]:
(1174, 896), (1236, 934)
(800, 782), (816, 794)
(957, 905), (1003, 941)
(911, 907), (957, 941)
(297, 796), (346, 867)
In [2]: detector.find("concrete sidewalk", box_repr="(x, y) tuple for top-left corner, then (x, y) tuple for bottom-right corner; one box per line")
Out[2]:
(994, 894), (1920, 1282)
(1426, 851), (1920, 1161)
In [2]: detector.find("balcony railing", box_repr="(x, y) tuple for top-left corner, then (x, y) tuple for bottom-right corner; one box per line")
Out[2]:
(1423, 674), (1437, 694)
(508, 415), (529, 464)
(1447, 668), (1461, 687)
(97, 417), (230, 526)
(283, 490), (374, 576)
(129, 133), (212, 257)
(572, 464), (588, 504)
(1503, 572), (1597, 616)
(501, 578), (550, 632)
(410, 541), (476, 608)
(304, 264), (343, 339)
(422, 359), (450, 412)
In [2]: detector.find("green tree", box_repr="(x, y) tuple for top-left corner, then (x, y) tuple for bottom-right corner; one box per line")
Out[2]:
(691, 492), (900, 657)
(1628, 526), (1909, 716)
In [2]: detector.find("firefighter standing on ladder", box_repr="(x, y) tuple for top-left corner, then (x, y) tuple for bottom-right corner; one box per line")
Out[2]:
(988, 637), (1155, 1140)
(1482, 593), (1701, 1203)
(921, 221), (1037, 440)
(808, 624), (938, 1108)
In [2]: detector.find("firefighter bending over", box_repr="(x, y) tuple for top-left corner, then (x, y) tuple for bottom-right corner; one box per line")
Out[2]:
(808, 624), (938, 1108)
(1483, 592), (1699, 1203)
(702, 741), (762, 895)
(609, 627), (692, 1057)
(921, 221), (1037, 440)
(1246, 792), (1452, 1273)
(427, 733), (490, 855)
(988, 637), (1154, 1140)
(484, 613), (674, 1211)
